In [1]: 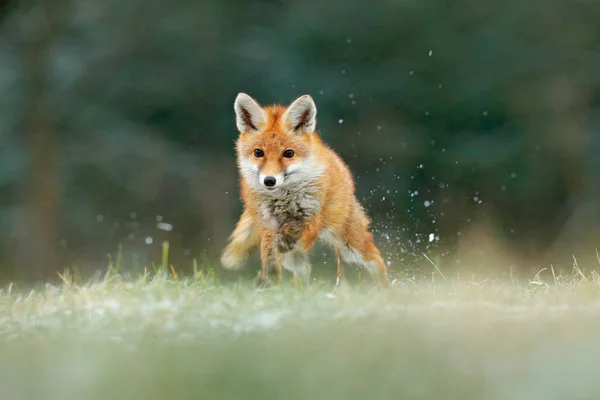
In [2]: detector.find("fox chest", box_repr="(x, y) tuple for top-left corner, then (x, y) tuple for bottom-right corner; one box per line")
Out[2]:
(259, 192), (320, 229)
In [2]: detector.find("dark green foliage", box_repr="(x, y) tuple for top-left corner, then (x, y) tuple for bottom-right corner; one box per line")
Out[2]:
(0, 0), (599, 280)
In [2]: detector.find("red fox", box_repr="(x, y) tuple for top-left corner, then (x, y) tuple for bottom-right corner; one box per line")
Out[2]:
(221, 93), (390, 288)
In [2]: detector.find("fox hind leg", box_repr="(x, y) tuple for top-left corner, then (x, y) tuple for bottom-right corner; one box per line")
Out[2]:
(281, 220), (321, 288)
(333, 247), (344, 292)
(338, 233), (389, 288)
(281, 249), (311, 288)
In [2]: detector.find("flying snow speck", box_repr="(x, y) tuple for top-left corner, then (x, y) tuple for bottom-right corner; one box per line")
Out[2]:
(424, 200), (432, 207)
(428, 50), (433, 56)
(429, 233), (435, 242)
(130, 212), (137, 220)
(347, 38), (352, 44)
(96, 214), (104, 222)
(338, 119), (344, 124)
(156, 215), (163, 222)
(157, 222), (173, 232)
(145, 237), (153, 245)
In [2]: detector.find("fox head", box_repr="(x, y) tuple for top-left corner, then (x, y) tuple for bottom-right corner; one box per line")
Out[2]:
(233, 93), (324, 193)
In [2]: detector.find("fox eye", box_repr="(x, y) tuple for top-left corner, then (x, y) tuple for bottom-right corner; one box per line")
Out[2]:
(253, 149), (264, 158)
(282, 149), (295, 158)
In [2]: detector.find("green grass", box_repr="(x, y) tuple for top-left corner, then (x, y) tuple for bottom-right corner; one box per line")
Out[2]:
(2, 252), (600, 399)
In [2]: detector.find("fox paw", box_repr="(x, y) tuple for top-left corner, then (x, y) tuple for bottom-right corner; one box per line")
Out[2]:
(256, 272), (272, 288)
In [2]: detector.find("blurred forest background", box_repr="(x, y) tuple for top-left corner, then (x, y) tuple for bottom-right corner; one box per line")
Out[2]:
(0, 0), (599, 282)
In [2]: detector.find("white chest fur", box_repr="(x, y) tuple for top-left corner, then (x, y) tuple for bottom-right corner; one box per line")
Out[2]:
(258, 188), (321, 229)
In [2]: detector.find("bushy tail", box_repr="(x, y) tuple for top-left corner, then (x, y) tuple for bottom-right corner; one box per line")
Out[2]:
(220, 210), (260, 270)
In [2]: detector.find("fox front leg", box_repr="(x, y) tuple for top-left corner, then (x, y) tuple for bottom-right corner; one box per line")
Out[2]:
(257, 229), (282, 287)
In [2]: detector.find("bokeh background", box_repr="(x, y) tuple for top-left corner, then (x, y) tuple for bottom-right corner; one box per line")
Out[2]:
(1, 0), (599, 282)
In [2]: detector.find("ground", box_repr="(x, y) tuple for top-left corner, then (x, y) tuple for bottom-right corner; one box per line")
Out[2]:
(1, 262), (600, 400)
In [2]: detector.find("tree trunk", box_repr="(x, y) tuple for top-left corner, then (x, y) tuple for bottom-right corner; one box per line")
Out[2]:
(16, 0), (69, 281)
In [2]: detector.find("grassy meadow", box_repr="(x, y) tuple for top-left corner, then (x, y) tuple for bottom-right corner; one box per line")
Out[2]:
(2, 246), (600, 399)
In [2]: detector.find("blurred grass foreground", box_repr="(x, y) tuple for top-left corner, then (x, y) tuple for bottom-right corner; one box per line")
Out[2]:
(2, 252), (600, 399)
(1, 0), (600, 281)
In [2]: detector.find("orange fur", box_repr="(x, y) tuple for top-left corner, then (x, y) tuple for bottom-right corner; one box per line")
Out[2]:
(221, 93), (389, 288)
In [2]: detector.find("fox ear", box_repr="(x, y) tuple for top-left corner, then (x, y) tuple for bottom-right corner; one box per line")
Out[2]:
(234, 93), (266, 133)
(283, 95), (317, 135)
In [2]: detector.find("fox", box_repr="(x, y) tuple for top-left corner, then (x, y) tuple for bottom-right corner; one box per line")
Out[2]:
(220, 93), (390, 288)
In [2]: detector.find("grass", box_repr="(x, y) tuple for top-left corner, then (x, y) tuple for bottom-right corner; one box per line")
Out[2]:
(2, 246), (600, 399)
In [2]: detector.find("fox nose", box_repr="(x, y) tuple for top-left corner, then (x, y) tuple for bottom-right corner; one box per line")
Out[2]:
(263, 176), (277, 187)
